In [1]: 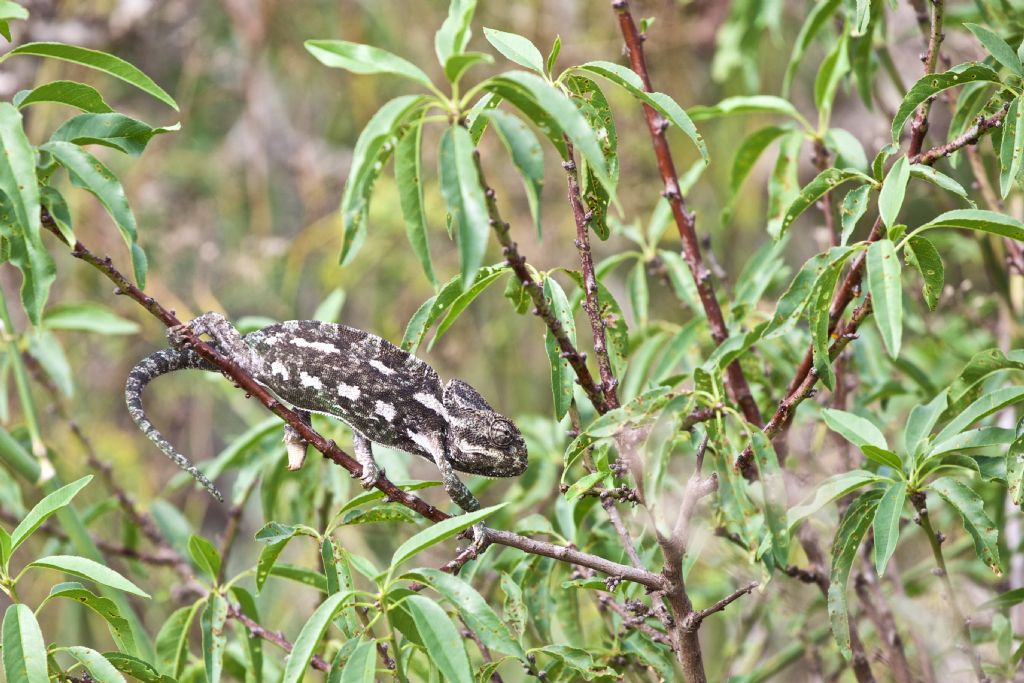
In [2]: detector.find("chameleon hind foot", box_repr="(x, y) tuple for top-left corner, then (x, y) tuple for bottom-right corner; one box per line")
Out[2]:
(352, 432), (382, 489)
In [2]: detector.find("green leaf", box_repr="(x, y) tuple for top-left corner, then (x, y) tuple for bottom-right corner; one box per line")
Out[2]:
(401, 264), (509, 352)
(808, 251), (848, 389)
(484, 71), (614, 196)
(917, 208), (1024, 241)
(394, 113), (436, 286)
(403, 596), (474, 683)
(543, 276), (576, 419)
(439, 124), (490, 290)
(767, 130), (804, 238)
(928, 427), (1014, 458)
(890, 63), (1001, 144)
(11, 475), (92, 553)
(434, 0), (476, 67)
(62, 646), (125, 683)
(281, 591), (355, 683)
(750, 430), (789, 566)
(14, 80), (113, 113)
(546, 35), (561, 74)
(878, 156), (910, 228)
(50, 113), (177, 157)
(402, 568), (525, 658)
(564, 74), (616, 240)
(866, 238), (903, 357)
(187, 535), (221, 581)
(0, 1), (27, 41)
(4, 43), (177, 110)
(389, 504), (506, 573)
(29, 555), (150, 598)
(201, 593), (227, 683)
(840, 184), (871, 245)
(929, 477), (1002, 575)
(904, 390), (948, 458)
(564, 471), (605, 502)
(782, 0), (841, 96)
(999, 97), (1024, 199)
(40, 185), (73, 244)
(0, 103), (40, 246)
(909, 164), (974, 206)
(155, 603), (199, 677)
(724, 125), (789, 219)
(483, 28), (545, 73)
(965, 24), (1024, 76)
(337, 94), (424, 266)
(824, 128), (868, 172)
(99, 654), (171, 683)
(335, 639), (376, 682)
(813, 30), (849, 129)
(41, 141), (146, 287)
(904, 236), (944, 310)
(483, 109), (544, 238)
(47, 582), (135, 655)
(577, 60), (708, 165)
(934, 386), (1024, 446)
(982, 587), (1024, 610)
(42, 302), (139, 335)
(688, 95), (805, 125)
(2, 604), (48, 683)
(312, 288), (345, 323)
(828, 490), (882, 659)
(787, 470), (879, 530)
(1008, 418), (1024, 507)
(821, 409), (888, 450)
(778, 168), (875, 239)
(429, 268), (508, 349)
(304, 40), (433, 88)
(628, 259), (649, 328)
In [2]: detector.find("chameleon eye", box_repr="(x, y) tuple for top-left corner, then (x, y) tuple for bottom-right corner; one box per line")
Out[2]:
(490, 419), (515, 447)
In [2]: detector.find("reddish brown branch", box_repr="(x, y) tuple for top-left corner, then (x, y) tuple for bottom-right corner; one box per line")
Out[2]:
(612, 0), (762, 430)
(227, 602), (331, 672)
(911, 106), (1009, 166)
(907, 0), (945, 156)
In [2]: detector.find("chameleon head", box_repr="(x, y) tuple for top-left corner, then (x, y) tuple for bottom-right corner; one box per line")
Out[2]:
(442, 379), (528, 478)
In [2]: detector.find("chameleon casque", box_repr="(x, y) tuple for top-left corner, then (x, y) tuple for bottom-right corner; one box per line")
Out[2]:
(125, 313), (528, 514)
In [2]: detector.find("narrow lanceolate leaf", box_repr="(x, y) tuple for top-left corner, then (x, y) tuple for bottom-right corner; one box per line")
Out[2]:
(0, 103), (40, 244)
(389, 504), (506, 572)
(917, 208), (1024, 241)
(4, 43), (178, 110)
(813, 30), (850, 129)
(335, 639), (376, 682)
(394, 113), (436, 286)
(282, 591), (356, 683)
(750, 430), (789, 566)
(403, 596), (474, 683)
(840, 184), (871, 245)
(933, 386), (1024, 447)
(429, 267), (508, 348)
(483, 109), (544, 238)
(999, 98), (1024, 198)
(724, 126), (789, 218)
(778, 168), (875, 239)
(201, 593), (227, 683)
(434, 0), (476, 66)
(866, 239), (902, 358)
(828, 490), (882, 660)
(543, 276), (576, 419)
(878, 156), (910, 228)
(3, 604), (48, 683)
(484, 72), (614, 196)
(909, 164), (974, 206)
(439, 125), (490, 290)
(1008, 418), (1024, 507)
(0, 1), (27, 41)
(14, 80), (113, 112)
(41, 141), (147, 287)
(577, 60), (708, 165)
(872, 482), (906, 576)
(304, 40), (433, 88)
(782, 0), (842, 96)
(787, 470), (879, 530)
(564, 75), (616, 240)
(767, 131), (805, 238)
(155, 603), (199, 677)
(11, 475), (92, 552)
(890, 63), (1001, 144)
(338, 95), (424, 266)
(63, 646), (125, 683)
(905, 236), (944, 310)
(29, 555), (150, 598)
(821, 409), (887, 451)
(483, 28), (545, 73)
(402, 569), (525, 658)
(808, 254), (845, 389)
(904, 390), (948, 459)
(47, 582), (136, 655)
(400, 264), (509, 352)
(688, 95), (805, 124)
(929, 477), (1002, 575)
(50, 113), (177, 157)
(187, 534), (222, 582)
(964, 24), (1024, 76)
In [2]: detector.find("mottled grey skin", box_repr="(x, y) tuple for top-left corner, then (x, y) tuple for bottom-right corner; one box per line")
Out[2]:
(125, 313), (528, 513)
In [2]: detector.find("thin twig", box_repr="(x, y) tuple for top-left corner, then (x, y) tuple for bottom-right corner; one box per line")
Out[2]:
(227, 602), (332, 672)
(907, 0), (945, 156)
(683, 581), (759, 629)
(911, 106), (1010, 166)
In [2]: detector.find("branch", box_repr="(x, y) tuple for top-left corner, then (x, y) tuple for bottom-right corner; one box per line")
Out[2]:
(683, 581), (759, 630)
(227, 602), (331, 672)
(911, 106), (1009, 166)
(908, 0), (945, 157)
(611, 0), (763, 430)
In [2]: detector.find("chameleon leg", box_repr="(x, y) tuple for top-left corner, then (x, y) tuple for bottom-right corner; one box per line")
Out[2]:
(433, 449), (480, 513)
(352, 432), (382, 489)
(169, 312), (263, 375)
(283, 410), (311, 470)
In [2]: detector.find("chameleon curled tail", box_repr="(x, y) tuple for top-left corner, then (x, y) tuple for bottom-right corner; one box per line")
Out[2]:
(124, 347), (225, 502)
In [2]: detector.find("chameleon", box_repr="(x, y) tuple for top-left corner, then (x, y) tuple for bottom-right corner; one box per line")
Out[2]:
(124, 312), (528, 514)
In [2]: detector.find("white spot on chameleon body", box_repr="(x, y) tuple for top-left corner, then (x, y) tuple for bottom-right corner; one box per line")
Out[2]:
(375, 401), (397, 422)
(408, 429), (440, 458)
(271, 361), (290, 381)
(413, 392), (447, 419)
(337, 383), (361, 401)
(300, 371), (323, 390)
(368, 359), (395, 376)
(290, 337), (340, 354)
